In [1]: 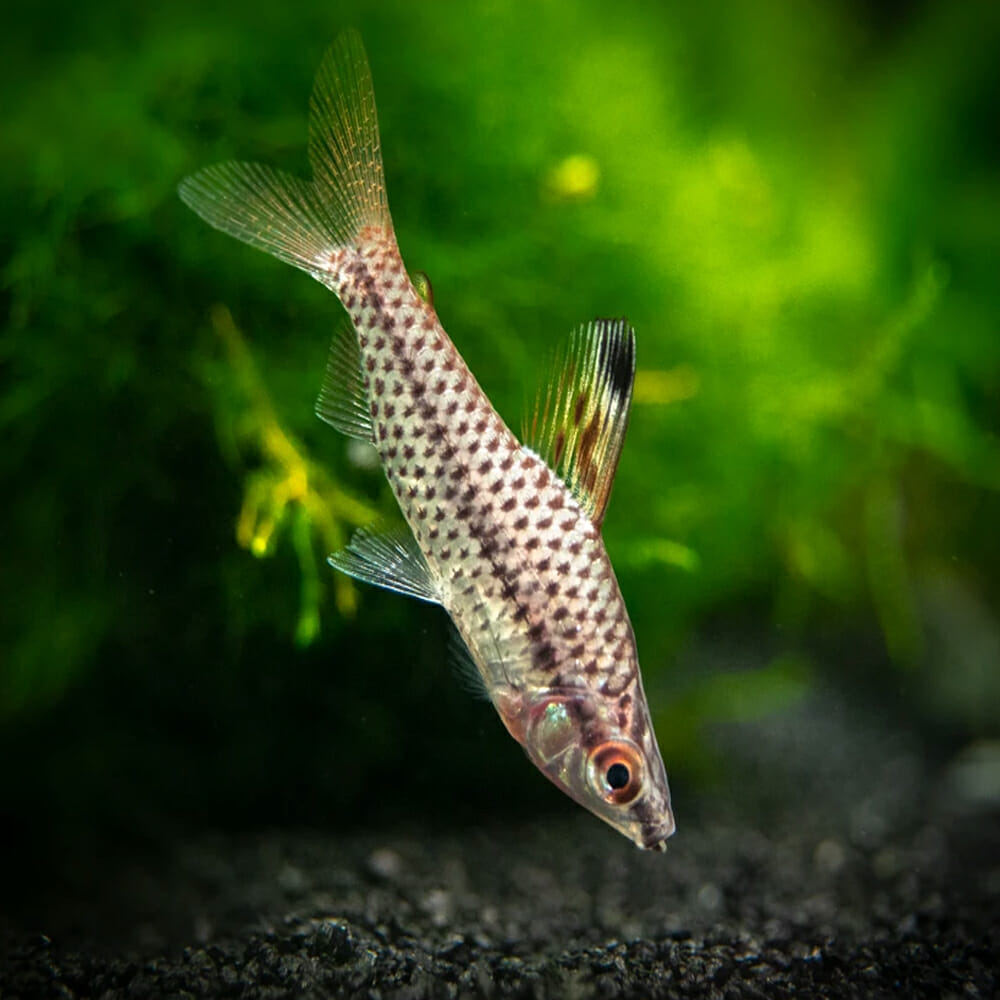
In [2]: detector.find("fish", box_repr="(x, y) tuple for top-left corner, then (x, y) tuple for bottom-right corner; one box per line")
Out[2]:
(178, 30), (675, 851)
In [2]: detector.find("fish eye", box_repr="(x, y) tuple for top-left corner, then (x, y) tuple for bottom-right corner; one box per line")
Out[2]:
(606, 762), (630, 789)
(588, 741), (643, 805)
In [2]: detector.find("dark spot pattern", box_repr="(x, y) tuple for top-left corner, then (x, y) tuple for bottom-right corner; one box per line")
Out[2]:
(330, 236), (646, 793)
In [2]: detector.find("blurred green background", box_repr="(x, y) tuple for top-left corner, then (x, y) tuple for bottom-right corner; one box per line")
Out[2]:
(2, 0), (998, 846)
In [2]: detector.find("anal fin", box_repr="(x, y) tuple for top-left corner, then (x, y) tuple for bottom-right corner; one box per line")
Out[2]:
(315, 315), (373, 442)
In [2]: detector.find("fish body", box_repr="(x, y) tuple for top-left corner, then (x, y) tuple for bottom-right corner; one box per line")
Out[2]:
(179, 31), (675, 850)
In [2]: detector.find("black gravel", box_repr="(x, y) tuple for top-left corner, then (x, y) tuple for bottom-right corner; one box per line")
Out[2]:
(2, 690), (998, 999)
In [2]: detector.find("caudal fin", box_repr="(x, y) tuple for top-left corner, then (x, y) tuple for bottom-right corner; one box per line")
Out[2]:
(178, 30), (390, 277)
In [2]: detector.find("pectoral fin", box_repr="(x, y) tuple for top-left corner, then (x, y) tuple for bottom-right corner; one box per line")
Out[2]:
(446, 627), (491, 700)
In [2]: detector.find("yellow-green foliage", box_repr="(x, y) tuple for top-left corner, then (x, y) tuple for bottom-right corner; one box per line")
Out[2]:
(202, 305), (377, 642)
(2, 0), (998, 752)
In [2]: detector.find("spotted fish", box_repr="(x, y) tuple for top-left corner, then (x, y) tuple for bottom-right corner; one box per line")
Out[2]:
(179, 31), (675, 850)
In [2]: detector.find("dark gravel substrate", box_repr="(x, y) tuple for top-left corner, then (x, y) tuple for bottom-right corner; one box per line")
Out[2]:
(2, 692), (998, 998)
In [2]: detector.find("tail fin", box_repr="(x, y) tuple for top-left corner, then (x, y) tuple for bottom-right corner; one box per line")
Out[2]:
(178, 30), (390, 278)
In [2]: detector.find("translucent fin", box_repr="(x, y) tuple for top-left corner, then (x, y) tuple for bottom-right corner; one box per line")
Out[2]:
(525, 318), (636, 527)
(315, 315), (373, 441)
(447, 627), (491, 700)
(178, 163), (333, 274)
(328, 526), (441, 605)
(307, 30), (390, 238)
(451, 605), (531, 695)
(178, 30), (390, 276)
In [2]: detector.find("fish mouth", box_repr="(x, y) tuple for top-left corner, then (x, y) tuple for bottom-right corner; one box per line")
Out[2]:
(639, 816), (677, 852)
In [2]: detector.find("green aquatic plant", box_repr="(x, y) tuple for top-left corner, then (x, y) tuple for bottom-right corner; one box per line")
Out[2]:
(203, 305), (377, 643)
(0, 0), (997, 818)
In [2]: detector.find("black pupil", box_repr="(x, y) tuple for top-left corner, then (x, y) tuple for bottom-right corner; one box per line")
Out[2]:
(606, 762), (630, 790)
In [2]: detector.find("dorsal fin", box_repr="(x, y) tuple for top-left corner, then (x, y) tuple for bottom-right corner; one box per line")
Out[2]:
(526, 319), (636, 526)
(315, 314), (373, 441)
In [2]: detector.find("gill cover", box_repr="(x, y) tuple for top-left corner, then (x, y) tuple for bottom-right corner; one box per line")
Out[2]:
(505, 689), (670, 850)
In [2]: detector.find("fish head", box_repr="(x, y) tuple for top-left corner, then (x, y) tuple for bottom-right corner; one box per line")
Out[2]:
(497, 686), (676, 851)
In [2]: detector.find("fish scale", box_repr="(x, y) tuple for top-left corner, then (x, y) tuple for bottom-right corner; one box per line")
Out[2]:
(179, 30), (675, 850)
(333, 236), (636, 700)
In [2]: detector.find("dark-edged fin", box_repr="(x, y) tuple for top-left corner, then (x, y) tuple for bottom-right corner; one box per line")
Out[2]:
(328, 525), (441, 605)
(315, 315), (373, 441)
(526, 319), (636, 526)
